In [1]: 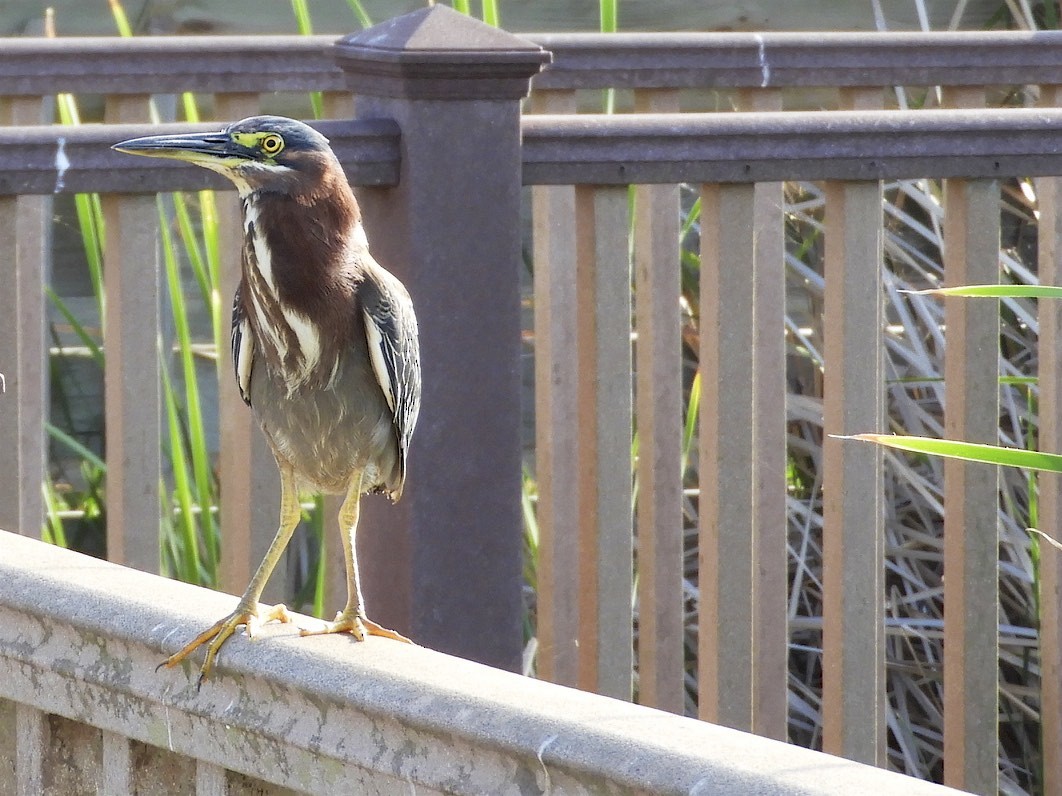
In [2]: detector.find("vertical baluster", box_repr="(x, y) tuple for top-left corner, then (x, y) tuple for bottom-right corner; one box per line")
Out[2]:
(0, 698), (13, 794)
(822, 176), (885, 765)
(15, 705), (45, 796)
(939, 85), (999, 796)
(102, 730), (133, 794)
(739, 86), (789, 740)
(632, 88), (684, 714)
(698, 182), (756, 729)
(196, 760), (228, 795)
(942, 176), (1001, 794)
(575, 184), (633, 700)
(531, 89), (581, 686)
(0, 97), (49, 539)
(0, 190), (16, 533)
(1037, 82), (1062, 796)
(103, 94), (161, 572)
(822, 86), (886, 766)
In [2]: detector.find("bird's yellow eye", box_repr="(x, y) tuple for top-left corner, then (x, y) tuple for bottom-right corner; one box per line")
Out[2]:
(260, 134), (284, 155)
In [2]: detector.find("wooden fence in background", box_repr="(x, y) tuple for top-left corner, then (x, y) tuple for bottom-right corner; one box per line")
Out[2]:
(3, 9), (1062, 794)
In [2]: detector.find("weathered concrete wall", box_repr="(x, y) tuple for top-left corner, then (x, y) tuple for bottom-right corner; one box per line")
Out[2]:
(0, 530), (969, 795)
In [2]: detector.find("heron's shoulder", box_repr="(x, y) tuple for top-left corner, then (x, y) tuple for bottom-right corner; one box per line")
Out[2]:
(349, 254), (413, 304)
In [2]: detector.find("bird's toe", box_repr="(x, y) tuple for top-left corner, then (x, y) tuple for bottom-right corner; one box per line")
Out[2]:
(158, 602), (291, 687)
(299, 612), (412, 644)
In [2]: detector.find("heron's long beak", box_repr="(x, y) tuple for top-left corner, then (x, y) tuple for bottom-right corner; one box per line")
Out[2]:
(112, 131), (251, 168)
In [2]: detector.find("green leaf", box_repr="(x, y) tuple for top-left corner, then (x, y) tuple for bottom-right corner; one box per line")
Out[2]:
(839, 434), (1062, 473)
(904, 284), (1062, 299)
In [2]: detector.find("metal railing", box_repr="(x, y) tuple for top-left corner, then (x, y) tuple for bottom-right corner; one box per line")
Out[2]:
(2, 10), (1061, 795)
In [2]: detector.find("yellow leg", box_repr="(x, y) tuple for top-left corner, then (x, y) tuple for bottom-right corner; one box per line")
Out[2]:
(300, 475), (412, 645)
(159, 463), (301, 687)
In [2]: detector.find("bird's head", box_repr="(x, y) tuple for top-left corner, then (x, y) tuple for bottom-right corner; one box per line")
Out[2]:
(113, 115), (343, 199)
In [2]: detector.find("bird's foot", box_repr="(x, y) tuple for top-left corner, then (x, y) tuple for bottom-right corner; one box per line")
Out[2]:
(300, 610), (412, 644)
(158, 603), (292, 688)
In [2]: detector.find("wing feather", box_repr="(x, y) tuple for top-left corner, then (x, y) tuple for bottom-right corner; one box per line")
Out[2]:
(358, 265), (421, 484)
(230, 285), (254, 406)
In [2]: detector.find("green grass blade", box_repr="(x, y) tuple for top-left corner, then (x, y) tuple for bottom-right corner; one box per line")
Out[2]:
(344, 0), (373, 28)
(291, 0), (313, 36)
(599, 0), (618, 113)
(84, 198), (105, 309)
(682, 371), (701, 476)
(108, 0), (134, 36)
(904, 284), (1062, 299)
(46, 287), (104, 366)
(158, 196), (219, 581)
(840, 434), (1062, 472)
(69, 194), (106, 316)
(194, 189), (223, 353)
(600, 0), (618, 32)
(41, 479), (70, 548)
(160, 489), (180, 578)
(181, 91), (202, 124)
(291, 0), (324, 118)
(482, 0), (500, 26)
(521, 467), (538, 592)
(46, 422), (106, 471)
(312, 495), (327, 618)
(173, 193), (212, 308)
(680, 196), (701, 241)
(452, 0), (471, 14)
(161, 358), (202, 584)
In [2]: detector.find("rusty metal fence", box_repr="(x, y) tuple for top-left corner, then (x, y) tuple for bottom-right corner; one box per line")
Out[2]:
(2, 11), (1062, 795)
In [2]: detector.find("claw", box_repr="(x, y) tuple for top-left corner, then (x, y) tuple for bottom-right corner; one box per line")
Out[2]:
(300, 611), (412, 644)
(159, 603), (292, 688)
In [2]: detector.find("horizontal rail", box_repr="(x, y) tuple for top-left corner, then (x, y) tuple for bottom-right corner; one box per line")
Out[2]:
(9, 108), (1062, 194)
(5, 30), (1062, 95)
(0, 119), (400, 194)
(0, 35), (342, 94)
(521, 107), (1062, 184)
(0, 530), (963, 794)
(530, 29), (1062, 89)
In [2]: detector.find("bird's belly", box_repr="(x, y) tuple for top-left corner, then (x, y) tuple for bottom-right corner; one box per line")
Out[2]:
(248, 357), (398, 496)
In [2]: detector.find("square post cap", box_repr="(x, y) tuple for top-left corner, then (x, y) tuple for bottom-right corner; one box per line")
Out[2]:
(334, 5), (552, 100)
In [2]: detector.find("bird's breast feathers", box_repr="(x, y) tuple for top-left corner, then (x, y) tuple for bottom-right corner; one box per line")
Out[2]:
(239, 205), (331, 395)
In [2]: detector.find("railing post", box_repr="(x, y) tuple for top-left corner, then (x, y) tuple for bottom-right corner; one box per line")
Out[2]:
(333, 7), (550, 670)
(102, 95), (161, 573)
(0, 97), (49, 539)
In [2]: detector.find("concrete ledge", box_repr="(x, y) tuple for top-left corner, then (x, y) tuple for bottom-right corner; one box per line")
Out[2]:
(0, 530), (963, 794)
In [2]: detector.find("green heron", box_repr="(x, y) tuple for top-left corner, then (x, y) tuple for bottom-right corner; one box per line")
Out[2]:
(114, 116), (421, 686)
